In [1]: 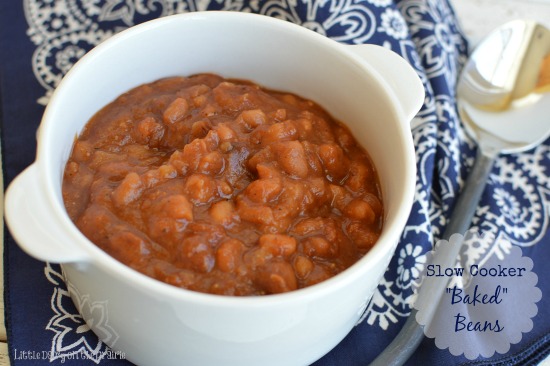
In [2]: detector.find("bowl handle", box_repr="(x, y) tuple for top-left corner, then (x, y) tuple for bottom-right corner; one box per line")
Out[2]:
(5, 164), (90, 263)
(346, 44), (425, 123)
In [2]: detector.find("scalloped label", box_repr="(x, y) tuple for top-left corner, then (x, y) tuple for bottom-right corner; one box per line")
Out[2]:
(413, 232), (542, 360)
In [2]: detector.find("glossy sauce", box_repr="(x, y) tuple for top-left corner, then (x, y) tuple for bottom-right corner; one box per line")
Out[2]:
(62, 74), (383, 296)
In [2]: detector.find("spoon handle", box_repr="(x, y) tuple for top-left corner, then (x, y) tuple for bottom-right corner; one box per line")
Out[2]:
(368, 148), (497, 366)
(441, 149), (496, 240)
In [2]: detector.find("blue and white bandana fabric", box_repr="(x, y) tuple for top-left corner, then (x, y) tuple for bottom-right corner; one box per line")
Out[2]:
(1, 1), (549, 365)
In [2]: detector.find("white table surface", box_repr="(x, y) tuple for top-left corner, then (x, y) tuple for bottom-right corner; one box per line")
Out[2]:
(452, 0), (550, 47)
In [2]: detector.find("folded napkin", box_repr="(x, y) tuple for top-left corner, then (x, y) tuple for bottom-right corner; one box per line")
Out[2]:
(2, 1), (549, 365)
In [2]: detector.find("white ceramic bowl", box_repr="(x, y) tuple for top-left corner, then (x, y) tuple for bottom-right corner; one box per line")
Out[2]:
(5, 11), (423, 366)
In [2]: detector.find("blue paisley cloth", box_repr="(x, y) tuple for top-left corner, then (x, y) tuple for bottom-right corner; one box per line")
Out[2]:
(1, 0), (549, 365)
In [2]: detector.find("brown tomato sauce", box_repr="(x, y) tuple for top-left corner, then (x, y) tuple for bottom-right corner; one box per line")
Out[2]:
(62, 74), (383, 296)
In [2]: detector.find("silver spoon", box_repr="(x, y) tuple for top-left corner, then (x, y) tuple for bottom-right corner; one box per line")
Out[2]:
(369, 19), (550, 366)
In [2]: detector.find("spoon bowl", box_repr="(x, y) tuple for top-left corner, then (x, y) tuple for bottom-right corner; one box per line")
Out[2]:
(457, 19), (550, 154)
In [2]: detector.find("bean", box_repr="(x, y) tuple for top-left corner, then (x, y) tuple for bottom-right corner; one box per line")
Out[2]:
(191, 120), (212, 139)
(272, 141), (308, 178)
(276, 181), (305, 217)
(163, 97), (189, 124)
(167, 123), (190, 147)
(303, 265), (331, 287)
(318, 143), (348, 182)
(209, 200), (238, 226)
(344, 198), (376, 223)
(89, 150), (126, 170)
(144, 194), (194, 246)
(258, 234), (297, 257)
(281, 94), (299, 106)
(295, 118), (313, 139)
(97, 161), (133, 181)
(216, 239), (245, 273)
(310, 116), (335, 142)
(224, 146), (251, 188)
(255, 163), (280, 179)
(272, 108), (287, 121)
(75, 204), (109, 243)
(132, 116), (164, 146)
(247, 148), (272, 172)
(309, 177), (328, 200)
(244, 178), (282, 203)
(185, 174), (217, 204)
(335, 125), (354, 152)
(175, 138), (210, 174)
(184, 84), (210, 108)
(244, 247), (270, 268)
(150, 260), (180, 279)
(301, 141), (323, 175)
(72, 140), (93, 162)
(192, 94), (207, 108)
(125, 144), (160, 164)
(292, 217), (338, 242)
(159, 194), (194, 221)
(90, 179), (114, 206)
(198, 151), (225, 175)
(323, 219), (339, 242)
(203, 129), (220, 150)
(303, 236), (337, 258)
(329, 184), (350, 211)
(293, 255), (314, 279)
(256, 261), (298, 294)
(236, 199), (275, 227)
(183, 137), (209, 158)
(216, 179), (233, 197)
(261, 120), (298, 145)
(213, 82), (245, 110)
(363, 192), (383, 215)
(112, 172), (143, 207)
(239, 109), (266, 129)
(200, 104), (217, 117)
(154, 76), (187, 90)
(109, 230), (151, 266)
(168, 150), (186, 174)
(219, 141), (233, 152)
(63, 166), (93, 219)
(164, 269), (197, 288)
(147, 217), (180, 247)
(347, 222), (379, 249)
(158, 164), (178, 180)
(346, 161), (370, 192)
(186, 84), (211, 98)
(292, 217), (324, 236)
(216, 123), (236, 141)
(65, 161), (79, 176)
(180, 236), (215, 273)
(186, 221), (225, 241)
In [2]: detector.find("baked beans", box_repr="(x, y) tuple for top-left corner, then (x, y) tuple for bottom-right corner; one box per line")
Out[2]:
(62, 74), (383, 296)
